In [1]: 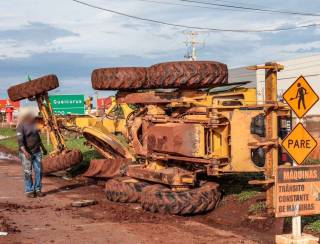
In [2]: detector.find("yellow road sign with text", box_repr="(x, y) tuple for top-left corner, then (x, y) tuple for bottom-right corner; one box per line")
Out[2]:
(283, 76), (319, 118)
(282, 123), (318, 165)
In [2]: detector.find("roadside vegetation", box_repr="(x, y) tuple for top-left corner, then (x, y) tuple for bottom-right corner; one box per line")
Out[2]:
(305, 158), (320, 165)
(237, 190), (260, 203)
(305, 219), (320, 233)
(248, 202), (266, 214)
(0, 127), (18, 151)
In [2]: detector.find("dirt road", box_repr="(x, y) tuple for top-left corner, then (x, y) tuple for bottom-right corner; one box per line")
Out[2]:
(0, 158), (274, 244)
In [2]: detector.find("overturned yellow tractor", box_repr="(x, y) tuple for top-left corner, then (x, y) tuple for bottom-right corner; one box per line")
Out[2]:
(82, 61), (292, 215)
(8, 61), (291, 215)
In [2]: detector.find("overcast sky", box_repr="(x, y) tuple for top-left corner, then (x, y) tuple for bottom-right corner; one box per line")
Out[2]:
(1, 0), (320, 98)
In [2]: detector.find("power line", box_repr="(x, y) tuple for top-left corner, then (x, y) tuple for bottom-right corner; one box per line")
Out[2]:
(137, 0), (309, 16)
(72, 0), (320, 33)
(256, 73), (320, 82)
(135, 0), (249, 12)
(233, 67), (320, 79)
(278, 73), (320, 80)
(179, 0), (320, 17)
(210, 0), (268, 9)
(284, 63), (320, 72)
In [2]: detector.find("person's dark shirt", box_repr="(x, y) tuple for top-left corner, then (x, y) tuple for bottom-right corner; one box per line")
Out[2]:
(16, 122), (41, 154)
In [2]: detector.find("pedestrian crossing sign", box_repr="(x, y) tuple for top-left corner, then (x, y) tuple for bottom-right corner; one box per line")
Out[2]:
(283, 76), (319, 118)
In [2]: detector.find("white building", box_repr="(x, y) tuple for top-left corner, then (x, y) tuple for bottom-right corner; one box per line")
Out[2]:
(230, 54), (320, 115)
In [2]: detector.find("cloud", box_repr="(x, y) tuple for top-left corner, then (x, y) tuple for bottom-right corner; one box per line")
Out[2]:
(0, 22), (78, 59)
(0, 22), (78, 43)
(0, 51), (178, 97)
(0, 0), (320, 97)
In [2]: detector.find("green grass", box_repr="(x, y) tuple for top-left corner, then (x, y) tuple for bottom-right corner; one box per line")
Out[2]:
(0, 127), (16, 137)
(285, 215), (320, 233)
(248, 202), (266, 214)
(0, 128), (18, 152)
(305, 158), (320, 165)
(237, 190), (260, 203)
(305, 219), (320, 233)
(0, 128), (18, 151)
(215, 173), (264, 196)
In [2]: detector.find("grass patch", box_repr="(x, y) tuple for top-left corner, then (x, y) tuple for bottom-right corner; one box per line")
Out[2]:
(0, 127), (18, 151)
(285, 215), (320, 233)
(237, 190), (259, 203)
(214, 173), (264, 196)
(0, 127), (16, 137)
(302, 215), (320, 233)
(305, 220), (320, 233)
(249, 202), (266, 214)
(305, 158), (320, 165)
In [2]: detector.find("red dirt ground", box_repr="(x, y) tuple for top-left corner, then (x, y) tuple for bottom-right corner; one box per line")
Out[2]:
(0, 157), (277, 244)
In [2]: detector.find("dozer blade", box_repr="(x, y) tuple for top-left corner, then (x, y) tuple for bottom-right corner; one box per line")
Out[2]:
(82, 126), (133, 159)
(83, 159), (131, 179)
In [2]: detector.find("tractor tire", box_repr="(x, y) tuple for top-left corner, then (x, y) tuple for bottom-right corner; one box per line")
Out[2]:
(141, 182), (221, 215)
(7, 75), (59, 102)
(42, 150), (83, 174)
(105, 177), (150, 203)
(146, 61), (228, 89)
(92, 67), (147, 90)
(91, 61), (228, 91)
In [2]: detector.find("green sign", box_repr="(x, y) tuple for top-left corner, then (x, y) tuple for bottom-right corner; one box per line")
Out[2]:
(49, 95), (85, 115)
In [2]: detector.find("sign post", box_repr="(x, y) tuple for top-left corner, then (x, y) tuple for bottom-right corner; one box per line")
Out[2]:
(276, 75), (319, 243)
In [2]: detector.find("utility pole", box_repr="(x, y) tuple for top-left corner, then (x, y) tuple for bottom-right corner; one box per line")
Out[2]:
(183, 31), (205, 61)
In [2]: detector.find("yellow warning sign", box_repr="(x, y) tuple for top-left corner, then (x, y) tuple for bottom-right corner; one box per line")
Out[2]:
(282, 123), (318, 165)
(283, 75), (319, 118)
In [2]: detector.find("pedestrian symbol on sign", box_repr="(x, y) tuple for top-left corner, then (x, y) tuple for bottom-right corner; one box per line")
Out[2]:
(290, 82), (307, 110)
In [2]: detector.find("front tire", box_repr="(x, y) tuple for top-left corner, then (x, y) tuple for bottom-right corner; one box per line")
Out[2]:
(105, 177), (150, 203)
(141, 182), (221, 215)
(7, 75), (59, 101)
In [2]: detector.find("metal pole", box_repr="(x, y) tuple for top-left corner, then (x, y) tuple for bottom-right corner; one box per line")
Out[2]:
(292, 215), (302, 238)
(292, 117), (302, 239)
(264, 62), (280, 212)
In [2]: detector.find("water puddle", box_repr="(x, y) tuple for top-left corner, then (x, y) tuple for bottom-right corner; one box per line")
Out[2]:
(0, 135), (8, 140)
(0, 152), (18, 161)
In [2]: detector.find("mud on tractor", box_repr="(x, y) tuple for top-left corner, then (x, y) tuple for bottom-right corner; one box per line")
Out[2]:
(8, 61), (292, 215)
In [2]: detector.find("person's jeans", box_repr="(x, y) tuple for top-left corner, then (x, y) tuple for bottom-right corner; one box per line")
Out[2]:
(19, 152), (42, 193)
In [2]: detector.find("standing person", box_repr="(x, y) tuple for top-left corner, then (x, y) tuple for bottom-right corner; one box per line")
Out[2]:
(16, 108), (47, 198)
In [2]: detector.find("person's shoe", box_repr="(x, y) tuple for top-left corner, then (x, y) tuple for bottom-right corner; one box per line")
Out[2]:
(35, 191), (46, 197)
(26, 192), (36, 198)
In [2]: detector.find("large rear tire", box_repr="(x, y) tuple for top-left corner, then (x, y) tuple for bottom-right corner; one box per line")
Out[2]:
(92, 67), (147, 90)
(91, 61), (228, 90)
(42, 150), (83, 174)
(147, 61), (228, 89)
(141, 182), (221, 215)
(7, 75), (59, 102)
(105, 177), (150, 203)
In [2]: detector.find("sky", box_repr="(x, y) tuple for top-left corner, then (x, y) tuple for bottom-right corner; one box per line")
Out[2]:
(0, 0), (320, 98)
